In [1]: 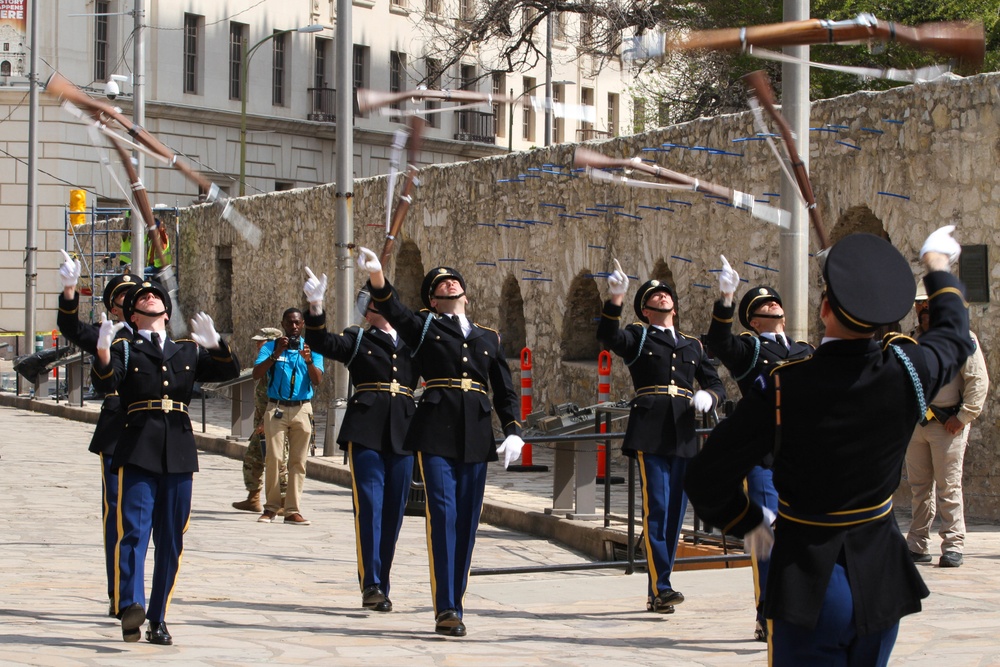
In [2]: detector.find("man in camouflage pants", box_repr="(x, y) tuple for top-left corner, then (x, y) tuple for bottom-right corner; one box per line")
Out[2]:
(233, 328), (290, 513)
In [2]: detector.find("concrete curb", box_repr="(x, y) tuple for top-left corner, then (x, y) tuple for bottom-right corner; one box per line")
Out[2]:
(0, 392), (616, 560)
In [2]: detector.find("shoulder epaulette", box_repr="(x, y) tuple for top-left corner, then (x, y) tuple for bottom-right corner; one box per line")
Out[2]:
(768, 354), (813, 376)
(475, 323), (499, 335)
(111, 337), (129, 345)
(738, 331), (756, 338)
(173, 337), (195, 344)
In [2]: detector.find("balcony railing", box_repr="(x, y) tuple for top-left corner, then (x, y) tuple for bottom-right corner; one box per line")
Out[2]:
(454, 109), (496, 144)
(576, 128), (612, 142)
(307, 87), (336, 122)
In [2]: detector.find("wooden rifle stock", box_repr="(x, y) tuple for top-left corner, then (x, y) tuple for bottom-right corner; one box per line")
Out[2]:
(379, 116), (426, 268)
(574, 148), (734, 201)
(357, 88), (514, 113)
(668, 16), (984, 72)
(743, 70), (829, 250)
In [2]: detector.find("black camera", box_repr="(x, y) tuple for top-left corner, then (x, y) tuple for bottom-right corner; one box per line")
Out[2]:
(287, 334), (301, 350)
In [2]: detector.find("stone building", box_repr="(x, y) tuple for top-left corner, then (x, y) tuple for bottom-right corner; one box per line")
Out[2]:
(183, 72), (999, 519)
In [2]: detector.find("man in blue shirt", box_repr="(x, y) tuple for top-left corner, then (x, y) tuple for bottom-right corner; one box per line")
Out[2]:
(253, 308), (324, 525)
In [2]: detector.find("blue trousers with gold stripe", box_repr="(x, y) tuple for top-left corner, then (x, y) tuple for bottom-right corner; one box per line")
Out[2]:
(418, 453), (487, 618)
(637, 452), (688, 599)
(349, 443), (414, 597)
(769, 561), (899, 666)
(746, 465), (778, 625)
(100, 454), (120, 608)
(115, 466), (192, 623)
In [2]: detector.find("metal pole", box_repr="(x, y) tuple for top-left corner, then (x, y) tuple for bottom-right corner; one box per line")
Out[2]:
(239, 35), (249, 196)
(779, 0), (810, 341)
(543, 14), (553, 147)
(24, 0), (38, 365)
(507, 87), (514, 152)
(329, 0), (354, 455)
(131, 0), (146, 274)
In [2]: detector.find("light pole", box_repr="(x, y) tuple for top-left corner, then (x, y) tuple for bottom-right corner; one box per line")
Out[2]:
(239, 24), (325, 196)
(507, 80), (574, 152)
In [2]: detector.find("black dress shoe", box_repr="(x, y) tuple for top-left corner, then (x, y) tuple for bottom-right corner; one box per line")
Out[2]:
(146, 621), (172, 645)
(374, 598), (393, 612)
(362, 585), (386, 608)
(119, 603), (145, 643)
(910, 550), (933, 563)
(435, 609), (467, 636)
(649, 589), (684, 613)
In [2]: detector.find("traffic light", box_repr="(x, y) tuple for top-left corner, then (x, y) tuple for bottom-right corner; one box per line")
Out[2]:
(69, 189), (86, 226)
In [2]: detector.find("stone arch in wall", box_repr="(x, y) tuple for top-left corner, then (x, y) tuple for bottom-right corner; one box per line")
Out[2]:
(394, 240), (425, 311)
(649, 258), (680, 330)
(498, 273), (527, 359)
(560, 270), (603, 362)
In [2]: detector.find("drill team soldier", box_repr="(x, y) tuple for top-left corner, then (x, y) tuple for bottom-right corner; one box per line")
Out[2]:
(91, 280), (240, 645)
(686, 228), (974, 666)
(56, 251), (141, 617)
(358, 247), (524, 637)
(704, 256), (814, 641)
(597, 260), (725, 614)
(302, 268), (418, 613)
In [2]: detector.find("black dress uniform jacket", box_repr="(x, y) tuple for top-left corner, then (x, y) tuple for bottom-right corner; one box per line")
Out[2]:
(597, 300), (725, 458)
(370, 281), (521, 463)
(57, 293), (129, 456)
(685, 271), (974, 634)
(92, 331), (240, 474)
(705, 299), (815, 397)
(304, 311), (418, 456)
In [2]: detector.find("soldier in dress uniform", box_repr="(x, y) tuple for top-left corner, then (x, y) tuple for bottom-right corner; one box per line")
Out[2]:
(301, 268), (418, 613)
(596, 261), (725, 614)
(91, 280), (240, 645)
(56, 252), (141, 617)
(357, 248), (524, 637)
(685, 228), (974, 666)
(703, 257), (815, 641)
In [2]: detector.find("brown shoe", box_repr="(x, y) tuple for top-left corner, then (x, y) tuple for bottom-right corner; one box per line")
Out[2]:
(233, 491), (262, 513)
(257, 510), (277, 523)
(284, 513), (311, 526)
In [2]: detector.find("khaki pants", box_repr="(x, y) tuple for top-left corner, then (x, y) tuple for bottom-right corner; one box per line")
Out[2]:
(263, 402), (313, 515)
(905, 420), (969, 554)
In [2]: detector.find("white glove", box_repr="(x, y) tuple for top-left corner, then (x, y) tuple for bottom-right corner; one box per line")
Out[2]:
(303, 266), (328, 306)
(189, 311), (222, 349)
(357, 247), (382, 274)
(692, 390), (714, 414)
(496, 434), (524, 469)
(920, 224), (960, 264)
(97, 312), (125, 351)
(607, 258), (629, 296)
(59, 249), (82, 288)
(718, 254), (740, 295)
(744, 507), (776, 561)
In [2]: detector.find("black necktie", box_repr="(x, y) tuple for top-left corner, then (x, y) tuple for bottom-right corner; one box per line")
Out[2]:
(665, 329), (675, 345)
(150, 332), (160, 348)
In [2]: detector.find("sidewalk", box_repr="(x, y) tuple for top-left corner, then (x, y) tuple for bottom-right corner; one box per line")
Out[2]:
(2, 396), (1000, 665)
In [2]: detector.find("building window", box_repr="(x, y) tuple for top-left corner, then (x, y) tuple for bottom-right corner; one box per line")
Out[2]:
(554, 12), (568, 41)
(272, 31), (286, 106)
(552, 83), (564, 143)
(581, 87), (594, 133)
(492, 71), (506, 138)
(275, 181), (295, 192)
(390, 51), (406, 117)
(94, 1), (110, 83)
(460, 0), (475, 21)
(391, 0), (407, 8)
(581, 13), (594, 47)
(353, 45), (368, 117)
(229, 22), (245, 101)
(425, 58), (441, 128)
(522, 76), (535, 142)
(632, 97), (646, 133)
(183, 13), (201, 94)
(426, 0), (441, 14)
(607, 92), (618, 136)
(314, 37), (330, 89)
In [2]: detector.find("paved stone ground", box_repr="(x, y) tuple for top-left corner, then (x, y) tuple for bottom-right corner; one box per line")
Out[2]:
(3, 401), (1000, 665)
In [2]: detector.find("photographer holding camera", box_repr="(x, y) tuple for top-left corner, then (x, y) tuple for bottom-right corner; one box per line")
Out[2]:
(253, 308), (324, 525)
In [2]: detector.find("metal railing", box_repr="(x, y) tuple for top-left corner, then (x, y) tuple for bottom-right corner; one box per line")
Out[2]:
(307, 87), (336, 122)
(454, 109), (496, 143)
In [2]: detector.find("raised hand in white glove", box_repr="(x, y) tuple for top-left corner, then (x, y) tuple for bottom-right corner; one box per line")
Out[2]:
(189, 311), (222, 349)
(356, 247), (382, 274)
(607, 258), (629, 296)
(97, 312), (125, 351)
(718, 255), (740, 297)
(59, 249), (82, 289)
(744, 507), (776, 561)
(303, 266), (327, 306)
(920, 224), (960, 264)
(496, 434), (524, 469)
(692, 390), (714, 414)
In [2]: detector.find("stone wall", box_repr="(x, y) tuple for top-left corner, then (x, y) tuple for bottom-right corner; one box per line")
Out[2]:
(180, 72), (1000, 519)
